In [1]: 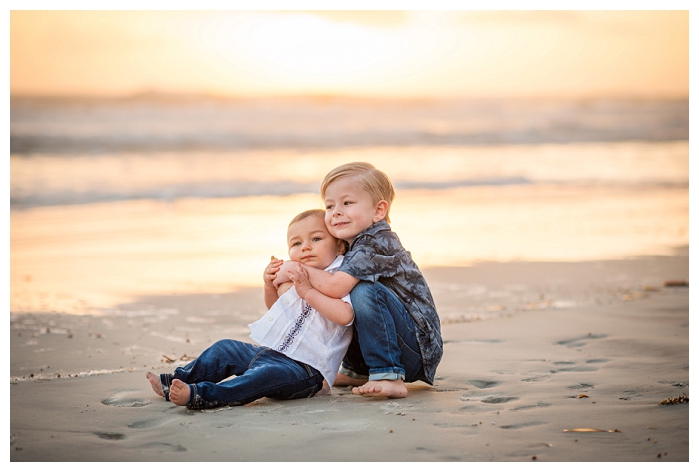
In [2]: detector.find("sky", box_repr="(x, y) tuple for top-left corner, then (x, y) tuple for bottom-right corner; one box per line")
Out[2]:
(8, 8), (691, 98)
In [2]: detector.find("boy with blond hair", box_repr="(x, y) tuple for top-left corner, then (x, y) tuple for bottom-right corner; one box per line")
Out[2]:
(146, 209), (353, 409)
(280, 162), (442, 398)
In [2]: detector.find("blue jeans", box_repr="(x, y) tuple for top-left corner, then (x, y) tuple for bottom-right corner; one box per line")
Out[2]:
(340, 281), (426, 383)
(160, 339), (324, 410)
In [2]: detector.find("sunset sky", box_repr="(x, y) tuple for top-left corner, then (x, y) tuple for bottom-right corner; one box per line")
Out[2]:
(9, 8), (690, 98)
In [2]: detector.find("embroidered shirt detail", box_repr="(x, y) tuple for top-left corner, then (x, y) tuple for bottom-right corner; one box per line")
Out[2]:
(278, 301), (313, 353)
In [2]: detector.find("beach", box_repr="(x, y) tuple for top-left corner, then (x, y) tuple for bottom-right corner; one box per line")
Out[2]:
(8, 8), (692, 462)
(10, 254), (689, 461)
(9, 94), (690, 462)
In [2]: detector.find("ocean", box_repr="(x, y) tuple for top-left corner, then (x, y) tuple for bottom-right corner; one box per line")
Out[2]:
(10, 95), (689, 208)
(9, 95), (689, 314)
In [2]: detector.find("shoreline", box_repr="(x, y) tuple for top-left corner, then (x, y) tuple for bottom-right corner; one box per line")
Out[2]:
(10, 256), (690, 461)
(10, 182), (689, 316)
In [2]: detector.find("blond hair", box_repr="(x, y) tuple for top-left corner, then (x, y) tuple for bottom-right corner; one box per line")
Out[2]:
(288, 209), (325, 228)
(320, 162), (395, 223)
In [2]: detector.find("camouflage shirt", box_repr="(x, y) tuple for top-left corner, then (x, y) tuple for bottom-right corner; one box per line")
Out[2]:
(339, 220), (443, 384)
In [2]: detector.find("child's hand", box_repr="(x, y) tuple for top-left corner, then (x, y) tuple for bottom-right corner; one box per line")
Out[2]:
(289, 264), (313, 299)
(264, 257), (284, 289)
(273, 260), (297, 288)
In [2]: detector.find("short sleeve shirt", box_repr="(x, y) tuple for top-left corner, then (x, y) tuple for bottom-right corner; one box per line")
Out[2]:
(339, 220), (443, 383)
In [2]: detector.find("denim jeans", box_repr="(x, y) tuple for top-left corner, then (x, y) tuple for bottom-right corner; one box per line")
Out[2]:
(160, 339), (324, 410)
(340, 281), (426, 383)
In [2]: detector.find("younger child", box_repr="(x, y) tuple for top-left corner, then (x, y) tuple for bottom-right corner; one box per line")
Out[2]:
(146, 209), (353, 409)
(278, 162), (443, 399)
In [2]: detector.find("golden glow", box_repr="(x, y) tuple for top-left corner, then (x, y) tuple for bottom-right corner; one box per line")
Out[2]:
(10, 185), (688, 314)
(9, 195), (321, 313)
(391, 186), (689, 265)
(240, 17), (397, 80)
(10, 10), (689, 98)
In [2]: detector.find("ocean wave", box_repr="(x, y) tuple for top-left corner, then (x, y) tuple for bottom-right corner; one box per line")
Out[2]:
(10, 177), (689, 209)
(10, 96), (688, 153)
(10, 127), (689, 154)
(12, 179), (527, 208)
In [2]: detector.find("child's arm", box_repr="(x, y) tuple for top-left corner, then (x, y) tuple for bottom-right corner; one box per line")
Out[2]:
(276, 281), (294, 297)
(290, 265), (354, 326)
(281, 261), (359, 299)
(263, 257), (285, 309)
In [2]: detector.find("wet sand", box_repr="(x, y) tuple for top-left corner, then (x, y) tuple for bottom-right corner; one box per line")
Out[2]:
(10, 256), (689, 461)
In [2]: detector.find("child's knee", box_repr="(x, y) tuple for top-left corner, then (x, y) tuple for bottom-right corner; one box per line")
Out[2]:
(349, 281), (378, 315)
(350, 280), (374, 297)
(350, 280), (381, 305)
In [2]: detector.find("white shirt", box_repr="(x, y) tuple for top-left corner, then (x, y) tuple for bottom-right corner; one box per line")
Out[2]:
(249, 255), (353, 388)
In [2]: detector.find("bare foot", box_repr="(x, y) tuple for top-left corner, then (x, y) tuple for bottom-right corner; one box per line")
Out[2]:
(334, 372), (367, 387)
(352, 379), (408, 398)
(146, 372), (164, 398)
(169, 379), (191, 406)
(316, 380), (331, 396)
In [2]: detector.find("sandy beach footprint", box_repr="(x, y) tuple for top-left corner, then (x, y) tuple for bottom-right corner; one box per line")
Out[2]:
(556, 333), (608, 348)
(549, 360), (600, 374)
(433, 386), (469, 393)
(459, 391), (519, 404)
(433, 422), (478, 428)
(480, 395), (519, 404)
(467, 380), (500, 389)
(617, 388), (648, 401)
(551, 366), (600, 374)
(137, 442), (187, 452)
(93, 431), (127, 440)
(459, 378), (519, 409)
(380, 401), (417, 415)
(658, 380), (688, 388)
(511, 402), (551, 411)
(432, 422), (480, 437)
(499, 421), (546, 429)
(521, 375), (551, 383)
(127, 417), (173, 429)
(102, 390), (151, 408)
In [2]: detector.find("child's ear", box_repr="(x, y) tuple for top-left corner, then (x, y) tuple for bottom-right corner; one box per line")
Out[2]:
(373, 200), (389, 222)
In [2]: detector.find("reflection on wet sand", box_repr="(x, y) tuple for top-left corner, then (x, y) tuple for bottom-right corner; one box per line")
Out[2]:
(10, 183), (687, 315)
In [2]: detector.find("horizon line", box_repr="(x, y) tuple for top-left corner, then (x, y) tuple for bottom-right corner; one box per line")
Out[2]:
(9, 90), (690, 102)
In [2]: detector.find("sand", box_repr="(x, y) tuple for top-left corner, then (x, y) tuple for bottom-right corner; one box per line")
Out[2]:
(10, 255), (689, 462)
